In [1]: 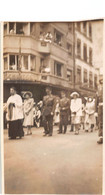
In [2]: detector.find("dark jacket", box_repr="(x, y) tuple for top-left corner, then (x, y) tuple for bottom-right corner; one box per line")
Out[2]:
(59, 97), (70, 115)
(42, 94), (56, 116)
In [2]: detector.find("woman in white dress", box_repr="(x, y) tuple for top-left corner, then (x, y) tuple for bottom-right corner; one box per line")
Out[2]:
(54, 98), (60, 125)
(23, 91), (34, 135)
(70, 92), (82, 135)
(84, 97), (96, 132)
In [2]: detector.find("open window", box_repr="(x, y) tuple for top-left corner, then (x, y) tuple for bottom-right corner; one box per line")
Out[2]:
(22, 55), (28, 70)
(4, 56), (8, 70)
(54, 30), (62, 46)
(67, 69), (72, 82)
(9, 22), (16, 34)
(77, 39), (81, 58)
(84, 69), (88, 83)
(16, 23), (24, 34)
(54, 61), (63, 77)
(89, 48), (92, 65)
(76, 67), (81, 83)
(30, 55), (36, 71)
(9, 55), (19, 70)
(4, 23), (7, 35)
(83, 21), (87, 34)
(83, 44), (87, 62)
(9, 55), (16, 70)
(30, 23), (36, 36)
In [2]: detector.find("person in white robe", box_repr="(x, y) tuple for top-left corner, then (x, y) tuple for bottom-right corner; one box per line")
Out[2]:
(70, 92), (82, 135)
(6, 87), (24, 139)
(84, 97), (96, 132)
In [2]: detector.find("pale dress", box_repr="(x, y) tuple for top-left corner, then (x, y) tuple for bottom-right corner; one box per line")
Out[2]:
(23, 98), (34, 127)
(70, 98), (82, 124)
(85, 101), (96, 125)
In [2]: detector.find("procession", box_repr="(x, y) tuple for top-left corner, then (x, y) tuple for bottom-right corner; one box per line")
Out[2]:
(4, 85), (103, 144)
(3, 21), (103, 194)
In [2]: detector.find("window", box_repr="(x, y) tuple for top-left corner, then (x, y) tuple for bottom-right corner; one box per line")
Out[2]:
(77, 39), (81, 58)
(77, 22), (81, 31)
(54, 61), (63, 77)
(84, 69), (88, 83)
(22, 56), (28, 70)
(94, 75), (97, 89)
(8, 54), (29, 71)
(54, 30), (62, 46)
(30, 55), (36, 71)
(30, 22), (36, 36)
(67, 43), (72, 56)
(16, 23), (24, 34)
(89, 72), (93, 87)
(40, 58), (45, 73)
(83, 44), (87, 62)
(68, 23), (73, 33)
(89, 23), (92, 38)
(67, 69), (72, 82)
(4, 23), (7, 35)
(9, 55), (18, 70)
(89, 48), (92, 65)
(40, 23), (46, 32)
(76, 68), (81, 83)
(9, 22), (16, 34)
(83, 21), (87, 34)
(4, 56), (8, 70)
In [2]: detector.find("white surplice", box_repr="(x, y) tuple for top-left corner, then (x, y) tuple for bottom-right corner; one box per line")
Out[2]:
(7, 94), (23, 121)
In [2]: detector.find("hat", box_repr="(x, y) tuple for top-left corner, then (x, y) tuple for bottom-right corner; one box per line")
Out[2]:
(70, 92), (79, 98)
(23, 91), (33, 98)
(88, 96), (93, 102)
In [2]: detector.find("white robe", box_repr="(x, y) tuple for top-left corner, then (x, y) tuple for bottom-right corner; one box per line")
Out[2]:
(7, 94), (23, 121)
(70, 98), (82, 116)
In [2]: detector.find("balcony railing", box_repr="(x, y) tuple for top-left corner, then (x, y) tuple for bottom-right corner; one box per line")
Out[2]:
(37, 41), (51, 53)
(40, 73), (73, 89)
(4, 35), (73, 62)
(4, 70), (40, 82)
(4, 70), (73, 89)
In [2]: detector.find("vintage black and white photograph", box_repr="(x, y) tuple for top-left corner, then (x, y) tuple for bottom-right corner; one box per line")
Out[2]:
(3, 20), (103, 194)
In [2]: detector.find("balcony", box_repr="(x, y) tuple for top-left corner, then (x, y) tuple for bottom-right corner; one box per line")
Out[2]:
(50, 43), (68, 61)
(4, 71), (73, 89)
(4, 70), (40, 83)
(37, 41), (50, 54)
(40, 74), (73, 89)
(4, 35), (73, 62)
(3, 35), (50, 54)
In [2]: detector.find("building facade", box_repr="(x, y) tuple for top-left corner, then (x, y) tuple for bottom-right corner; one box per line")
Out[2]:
(74, 21), (99, 97)
(3, 21), (99, 102)
(3, 22), (74, 102)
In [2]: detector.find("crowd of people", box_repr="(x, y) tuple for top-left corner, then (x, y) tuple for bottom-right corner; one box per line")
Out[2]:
(39, 31), (53, 43)
(3, 86), (103, 144)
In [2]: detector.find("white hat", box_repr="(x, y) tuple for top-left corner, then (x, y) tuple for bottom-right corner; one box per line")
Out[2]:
(70, 92), (79, 98)
(23, 91), (33, 98)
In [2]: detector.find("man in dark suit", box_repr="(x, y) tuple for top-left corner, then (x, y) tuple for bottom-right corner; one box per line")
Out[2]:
(58, 91), (70, 134)
(42, 87), (56, 136)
